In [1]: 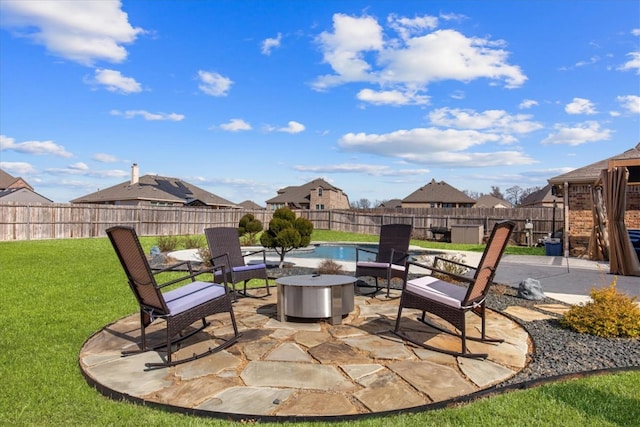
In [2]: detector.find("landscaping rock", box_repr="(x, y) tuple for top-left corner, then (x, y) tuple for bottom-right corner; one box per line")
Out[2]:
(517, 278), (545, 300)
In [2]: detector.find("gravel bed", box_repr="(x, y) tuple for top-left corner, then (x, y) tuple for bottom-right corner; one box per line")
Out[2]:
(269, 266), (640, 387)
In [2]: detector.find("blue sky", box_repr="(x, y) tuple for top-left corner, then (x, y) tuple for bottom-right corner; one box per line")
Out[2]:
(1, 1), (638, 205)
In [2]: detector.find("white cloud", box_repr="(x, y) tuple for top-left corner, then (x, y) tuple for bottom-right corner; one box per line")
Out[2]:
(197, 70), (233, 96)
(276, 121), (305, 134)
(565, 98), (597, 115)
(428, 108), (543, 134)
(541, 121), (612, 146)
(219, 119), (252, 132)
(357, 88), (429, 106)
(338, 127), (536, 167)
(0, 161), (36, 174)
(616, 95), (640, 114)
(632, 29), (640, 36)
(0, 134), (73, 157)
(313, 13), (526, 104)
(110, 110), (184, 121)
(0, 0), (143, 66)
(46, 164), (128, 178)
(261, 32), (282, 55)
(92, 153), (119, 162)
(294, 162), (430, 177)
(519, 99), (538, 109)
(619, 51), (640, 74)
(90, 69), (141, 93)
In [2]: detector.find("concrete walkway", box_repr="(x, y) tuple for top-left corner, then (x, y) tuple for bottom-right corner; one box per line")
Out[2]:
(79, 286), (552, 420)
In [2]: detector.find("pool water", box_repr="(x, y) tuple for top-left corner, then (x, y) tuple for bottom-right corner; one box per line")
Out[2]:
(287, 244), (436, 262)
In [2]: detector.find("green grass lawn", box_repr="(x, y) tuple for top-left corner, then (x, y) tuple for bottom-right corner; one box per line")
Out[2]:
(0, 234), (637, 426)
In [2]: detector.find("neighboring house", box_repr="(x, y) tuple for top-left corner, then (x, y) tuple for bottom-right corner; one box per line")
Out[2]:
(0, 169), (34, 191)
(401, 179), (475, 208)
(71, 164), (237, 209)
(378, 199), (403, 209)
(473, 195), (512, 209)
(265, 178), (350, 211)
(548, 143), (640, 256)
(0, 169), (53, 204)
(519, 184), (562, 208)
(238, 200), (264, 210)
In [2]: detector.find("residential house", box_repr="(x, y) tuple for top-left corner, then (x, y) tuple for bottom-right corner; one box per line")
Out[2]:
(378, 199), (403, 209)
(519, 184), (562, 208)
(0, 169), (53, 204)
(402, 179), (475, 208)
(238, 200), (264, 210)
(548, 143), (640, 256)
(265, 178), (350, 211)
(71, 164), (237, 209)
(473, 195), (512, 209)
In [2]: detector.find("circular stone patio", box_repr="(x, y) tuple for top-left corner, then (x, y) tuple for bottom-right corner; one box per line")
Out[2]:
(79, 287), (531, 421)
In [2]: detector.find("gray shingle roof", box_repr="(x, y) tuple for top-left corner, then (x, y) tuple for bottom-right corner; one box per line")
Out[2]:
(402, 179), (475, 204)
(548, 143), (640, 185)
(265, 178), (342, 206)
(70, 174), (237, 208)
(519, 184), (557, 206)
(473, 195), (512, 208)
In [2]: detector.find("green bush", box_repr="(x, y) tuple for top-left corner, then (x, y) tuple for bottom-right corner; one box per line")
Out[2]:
(182, 234), (204, 249)
(156, 234), (179, 252)
(560, 278), (640, 338)
(238, 213), (263, 245)
(260, 207), (313, 267)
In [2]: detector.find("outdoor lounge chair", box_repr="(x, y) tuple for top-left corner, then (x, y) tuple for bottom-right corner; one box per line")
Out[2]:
(106, 226), (240, 369)
(204, 227), (270, 300)
(355, 223), (413, 297)
(393, 220), (515, 358)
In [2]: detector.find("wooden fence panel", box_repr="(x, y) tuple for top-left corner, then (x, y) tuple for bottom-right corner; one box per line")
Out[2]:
(0, 202), (562, 243)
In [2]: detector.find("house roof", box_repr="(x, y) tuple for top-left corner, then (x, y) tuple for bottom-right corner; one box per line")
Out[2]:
(0, 169), (33, 191)
(548, 143), (640, 185)
(0, 187), (53, 204)
(70, 174), (237, 208)
(402, 179), (476, 204)
(265, 178), (343, 207)
(473, 195), (512, 208)
(379, 198), (403, 209)
(519, 184), (559, 206)
(238, 200), (264, 209)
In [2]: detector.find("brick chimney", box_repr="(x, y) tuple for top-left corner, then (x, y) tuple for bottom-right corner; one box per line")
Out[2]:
(131, 163), (139, 185)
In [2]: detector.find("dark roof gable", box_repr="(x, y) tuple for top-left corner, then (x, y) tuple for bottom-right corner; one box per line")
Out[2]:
(402, 179), (475, 204)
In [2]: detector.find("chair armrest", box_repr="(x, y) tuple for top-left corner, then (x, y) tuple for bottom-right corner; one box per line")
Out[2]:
(152, 260), (194, 275)
(243, 248), (267, 262)
(433, 255), (476, 272)
(355, 246), (377, 262)
(407, 260), (474, 284)
(157, 265), (225, 289)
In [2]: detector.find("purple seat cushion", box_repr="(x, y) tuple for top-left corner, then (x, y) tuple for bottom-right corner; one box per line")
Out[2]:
(164, 281), (226, 316)
(405, 276), (467, 309)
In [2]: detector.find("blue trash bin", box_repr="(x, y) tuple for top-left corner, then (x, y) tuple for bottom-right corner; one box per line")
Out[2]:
(544, 239), (562, 256)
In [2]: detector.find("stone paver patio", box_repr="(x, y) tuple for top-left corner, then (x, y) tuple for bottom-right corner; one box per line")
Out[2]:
(79, 287), (537, 420)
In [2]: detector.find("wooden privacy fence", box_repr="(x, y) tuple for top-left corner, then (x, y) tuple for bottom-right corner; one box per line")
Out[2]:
(0, 202), (562, 243)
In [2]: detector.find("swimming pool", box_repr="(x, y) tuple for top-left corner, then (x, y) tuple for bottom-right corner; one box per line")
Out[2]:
(287, 244), (437, 262)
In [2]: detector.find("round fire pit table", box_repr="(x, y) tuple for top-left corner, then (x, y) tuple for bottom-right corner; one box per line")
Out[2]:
(275, 274), (356, 324)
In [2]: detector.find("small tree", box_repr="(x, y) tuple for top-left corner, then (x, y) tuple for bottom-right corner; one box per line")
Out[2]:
(238, 213), (263, 245)
(260, 207), (313, 267)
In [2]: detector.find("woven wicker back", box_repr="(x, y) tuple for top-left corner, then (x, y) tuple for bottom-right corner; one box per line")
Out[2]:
(376, 224), (413, 264)
(464, 220), (514, 304)
(107, 226), (168, 314)
(204, 227), (245, 270)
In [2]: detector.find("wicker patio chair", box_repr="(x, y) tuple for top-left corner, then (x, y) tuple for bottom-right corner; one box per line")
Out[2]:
(355, 223), (413, 297)
(393, 220), (515, 358)
(204, 227), (270, 300)
(106, 226), (240, 369)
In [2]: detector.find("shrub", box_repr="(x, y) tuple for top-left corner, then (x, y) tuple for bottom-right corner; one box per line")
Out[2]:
(197, 247), (211, 267)
(182, 234), (204, 249)
(156, 234), (179, 252)
(260, 207), (313, 267)
(432, 253), (470, 282)
(560, 278), (640, 338)
(238, 214), (263, 245)
(317, 259), (343, 275)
